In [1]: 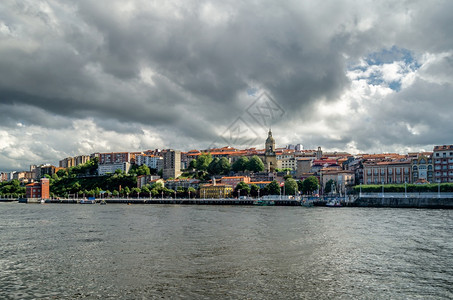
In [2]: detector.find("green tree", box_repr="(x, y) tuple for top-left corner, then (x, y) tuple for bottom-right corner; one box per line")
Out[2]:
(187, 187), (196, 198)
(232, 156), (249, 173)
(247, 155), (265, 172)
(265, 180), (281, 195)
(302, 176), (319, 195)
(188, 159), (197, 170)
(250, 184), (260, 197)
(234, 181), (251, 197)
(324, 179), (337, 194)
(141, 186), (150, 195)
(196, 153), (213, 171)
(208, 158), (220, 175)
(284, 178), (298, 195)
(217, 157), (231, 175)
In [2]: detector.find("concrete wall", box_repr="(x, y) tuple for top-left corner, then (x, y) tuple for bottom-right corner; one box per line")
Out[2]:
(355, 197), (453, 208)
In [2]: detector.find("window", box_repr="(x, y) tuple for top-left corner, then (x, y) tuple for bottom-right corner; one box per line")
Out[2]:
(413, 165), (418, 170)
(389, 169), (393, 175)
(436, 153), (439, 157)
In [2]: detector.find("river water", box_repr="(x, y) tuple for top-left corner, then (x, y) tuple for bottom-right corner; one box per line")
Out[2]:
(0, 203), (452, 299)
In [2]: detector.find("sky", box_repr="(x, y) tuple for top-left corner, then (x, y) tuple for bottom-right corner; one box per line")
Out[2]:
(1, 0), (453, 172)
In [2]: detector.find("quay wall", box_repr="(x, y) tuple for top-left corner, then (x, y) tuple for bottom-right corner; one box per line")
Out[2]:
(354, 197), (453, 209)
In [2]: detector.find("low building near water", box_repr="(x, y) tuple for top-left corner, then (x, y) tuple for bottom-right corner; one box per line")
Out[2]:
(26, 178), (50, 199)
(199, 184), (233, 198)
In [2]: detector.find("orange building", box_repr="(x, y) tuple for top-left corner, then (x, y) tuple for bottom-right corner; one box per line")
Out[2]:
(221, 176), (250, 188)
(26, 178), (50, 199)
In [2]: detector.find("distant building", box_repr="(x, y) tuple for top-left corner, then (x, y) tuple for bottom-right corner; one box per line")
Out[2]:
(26, 178), (50, 199)
(264, 130), (277, 172)
(433, 145), (453, 183)
(59, 155), (90, 168)
(320, 170), (354, 195)
(296, 158), (314, 178)
(410, 153), (433, 183)
(98, 152), (132, 164)
(363, 160), (411, 184)
(162, 150), (181, 179)
(135, 154), (163, 170)
(34, 165), (61, 180)
(221, 176), (250, 188)
(199, 184), (233, 198)
(137, 175), (162, 188)
(98, 162), (131, 176)
(164, 178), (200, 191)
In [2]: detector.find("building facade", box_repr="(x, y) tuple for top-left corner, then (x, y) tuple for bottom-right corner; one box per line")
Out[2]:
(433, 145), (453, 183)
(264, 130), (277, 172)
(135, 154), (163, 170)
(162, 150), (181, 179)
(221, 176), (250, 188)
(26, 178), (50, 199)
(98, 162), (131, 176)
(363, 160), (411, 184)
(199, 184), (233, 198)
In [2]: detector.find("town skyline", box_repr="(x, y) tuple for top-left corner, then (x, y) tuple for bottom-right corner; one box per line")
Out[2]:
(1, 1), (452, 173)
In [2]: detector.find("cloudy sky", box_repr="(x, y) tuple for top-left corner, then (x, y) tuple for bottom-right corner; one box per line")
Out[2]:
(1, 0), (452, 171)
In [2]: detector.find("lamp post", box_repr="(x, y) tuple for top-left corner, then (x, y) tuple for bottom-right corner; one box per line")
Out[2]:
(359, 183), (362, 198)
(404, 181), (407, 198)
(238, 189), (240, 199)
(258, 189), (260, 199)
(382, 181), (384, 198)
(161, 191), (163, 200)
(438, 182), (440, 198)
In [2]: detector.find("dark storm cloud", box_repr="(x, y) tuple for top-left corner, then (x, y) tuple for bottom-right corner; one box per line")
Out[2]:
(1, 0), (453, 171)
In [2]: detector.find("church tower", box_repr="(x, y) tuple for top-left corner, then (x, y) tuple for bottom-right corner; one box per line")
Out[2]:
(264, 129), (277, 172)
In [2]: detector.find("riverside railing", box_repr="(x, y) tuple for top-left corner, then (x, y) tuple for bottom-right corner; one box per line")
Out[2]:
(359, 192), (453, 199)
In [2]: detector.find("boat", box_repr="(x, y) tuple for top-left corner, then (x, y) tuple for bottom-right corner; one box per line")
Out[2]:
(300, 199), (314, 207)
(99, 200), (107, 205)
(326, 199), (342, 207)
(40, 199), (46, 204)
(80, 198), (96, 204)
(254, 199), (275, 206)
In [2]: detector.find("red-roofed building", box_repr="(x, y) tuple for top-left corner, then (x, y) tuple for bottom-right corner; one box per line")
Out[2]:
(363, 160), (411, 184)
(221, 176), (250, 188)
(26, 178), (50, 199)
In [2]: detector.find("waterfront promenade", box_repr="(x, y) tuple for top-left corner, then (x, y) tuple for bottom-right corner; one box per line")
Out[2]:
(3, 194), (453, 208)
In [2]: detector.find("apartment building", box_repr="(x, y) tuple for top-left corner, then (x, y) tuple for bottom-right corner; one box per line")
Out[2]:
(363, 160), (411, 184)
(433, 145), (453, 183)
(162, 150), (181, 179)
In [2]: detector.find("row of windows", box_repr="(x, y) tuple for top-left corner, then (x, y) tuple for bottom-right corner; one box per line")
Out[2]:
(367, 178), (410, 184)
(435, 152), (453, 157)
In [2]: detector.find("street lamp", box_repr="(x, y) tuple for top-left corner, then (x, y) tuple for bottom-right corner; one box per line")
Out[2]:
(382, 181), (384, 198)
(404, 181), (407, 198)
(238, 189), (240, 199)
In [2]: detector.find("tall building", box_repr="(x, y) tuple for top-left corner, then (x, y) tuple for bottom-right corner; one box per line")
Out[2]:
(264, 129), (277, 172)
(162, 150), (181, 179)
(433, 145), (453, 183)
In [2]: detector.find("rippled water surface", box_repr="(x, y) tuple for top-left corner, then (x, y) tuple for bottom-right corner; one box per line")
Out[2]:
(0, 203), (452, 299)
